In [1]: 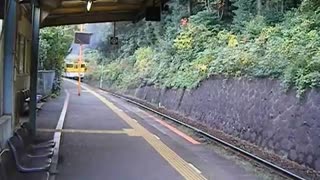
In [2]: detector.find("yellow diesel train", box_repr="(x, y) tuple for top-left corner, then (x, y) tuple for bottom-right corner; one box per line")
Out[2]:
(63, 61), (87, 79)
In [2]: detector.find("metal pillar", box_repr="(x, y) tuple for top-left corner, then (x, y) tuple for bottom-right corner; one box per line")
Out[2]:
(188, 0), (192, 16)
(3, 0), (16, 116)
(29, 0), (40, 135)
(77, 25), (84, 96)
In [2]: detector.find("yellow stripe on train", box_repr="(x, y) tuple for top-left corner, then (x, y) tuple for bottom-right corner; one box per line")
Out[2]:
(63, 62), (87, 79)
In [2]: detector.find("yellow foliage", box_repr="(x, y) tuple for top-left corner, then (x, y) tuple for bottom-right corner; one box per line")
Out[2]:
(196, 64), (208, 72)
(228, 35), (238, 47)
(133, 47), (154, 75)
(191, 55), (212, 73)
(174, 31), (193, 50)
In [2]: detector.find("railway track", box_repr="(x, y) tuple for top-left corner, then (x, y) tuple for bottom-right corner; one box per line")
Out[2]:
(99, 88), (305, 180)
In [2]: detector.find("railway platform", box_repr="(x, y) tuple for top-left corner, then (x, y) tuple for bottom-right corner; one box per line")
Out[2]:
(36, 79), (270, 180)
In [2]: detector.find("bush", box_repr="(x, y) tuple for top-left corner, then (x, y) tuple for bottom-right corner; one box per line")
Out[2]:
(88, 1), (320, 97)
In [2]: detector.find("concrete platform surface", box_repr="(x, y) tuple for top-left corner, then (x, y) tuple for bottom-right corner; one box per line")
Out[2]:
(35, 80), (269, 180)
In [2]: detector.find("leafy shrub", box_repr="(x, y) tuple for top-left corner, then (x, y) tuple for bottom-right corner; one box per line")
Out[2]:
(87, 0), (320, 97)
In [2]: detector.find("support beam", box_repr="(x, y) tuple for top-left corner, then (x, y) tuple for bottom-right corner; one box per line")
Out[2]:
(42, 12), (137, 27)
(61, 0), (123, 7)
(39, 0), (61, 11)
(50, 5), (140, 15)
(3, 0), (17, 117)
(40, 10), (50, 23)
(61, 2), (140, 9)
(29, 0), (40, 135)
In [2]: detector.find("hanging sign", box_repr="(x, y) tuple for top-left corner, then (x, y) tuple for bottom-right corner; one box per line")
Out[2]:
(74, 32), (92, 44)
(110, 36), (119, 46)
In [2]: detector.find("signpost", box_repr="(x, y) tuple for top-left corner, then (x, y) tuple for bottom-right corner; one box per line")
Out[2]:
(110, 22), (119, 47)
(110, 36), (118, 46)
(74, 25), (92, 96)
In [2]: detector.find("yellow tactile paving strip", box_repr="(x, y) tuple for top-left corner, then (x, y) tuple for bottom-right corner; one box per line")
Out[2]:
(38, 128), (130, 135)
(38, 128), (143, 137)
(72, 82), (207, 180)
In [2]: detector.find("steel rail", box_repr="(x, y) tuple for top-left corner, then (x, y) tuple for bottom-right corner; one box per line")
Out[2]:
(101, 88), (305, 180)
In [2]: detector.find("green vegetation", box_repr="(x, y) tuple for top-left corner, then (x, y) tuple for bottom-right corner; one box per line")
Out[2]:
(39, 26), (75, 93)
(86, 0), (320, 96)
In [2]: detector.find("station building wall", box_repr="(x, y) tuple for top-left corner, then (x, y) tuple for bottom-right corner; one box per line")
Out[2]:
(0, 1), (33, 148)
(14, 6), (32, 124)
(0, 4), (8, 149)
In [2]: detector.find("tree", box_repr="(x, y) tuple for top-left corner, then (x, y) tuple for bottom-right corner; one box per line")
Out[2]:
(84, 0), (320, 96)
(39, 26), (75, 92)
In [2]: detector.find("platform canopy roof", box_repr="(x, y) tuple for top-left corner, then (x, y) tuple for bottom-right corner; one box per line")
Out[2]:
(35, 0), (164, 27)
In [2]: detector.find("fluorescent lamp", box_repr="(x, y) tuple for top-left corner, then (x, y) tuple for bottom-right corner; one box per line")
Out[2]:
(86, 0), (93, 12)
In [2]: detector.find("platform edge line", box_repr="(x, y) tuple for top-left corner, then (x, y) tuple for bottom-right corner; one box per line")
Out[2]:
(49, 89), (70, 180)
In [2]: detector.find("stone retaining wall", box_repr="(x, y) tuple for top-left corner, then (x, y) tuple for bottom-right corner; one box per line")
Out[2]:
(125, 77), (320, 171)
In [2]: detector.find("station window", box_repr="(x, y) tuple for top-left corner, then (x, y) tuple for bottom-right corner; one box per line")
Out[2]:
(0, 0), (4, 115)
(24, 39), (30, 73)
(15, 33), (28, 74)
(19, 34), (24, 73)
(0, 15), (3, 39)
(66, 64), (73, 68)
(0, 28), (3, 116)
(0, 20), (3, 34)
(81, 64), (86, 68)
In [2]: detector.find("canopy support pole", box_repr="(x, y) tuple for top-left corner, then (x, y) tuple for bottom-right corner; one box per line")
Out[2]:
(29, 0), (40, 135)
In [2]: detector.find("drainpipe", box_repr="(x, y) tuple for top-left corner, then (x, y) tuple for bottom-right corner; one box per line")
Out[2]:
(29, 0), (40, 136)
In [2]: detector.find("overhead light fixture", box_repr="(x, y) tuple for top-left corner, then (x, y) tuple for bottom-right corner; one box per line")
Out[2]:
(86, 0), (93, 12)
